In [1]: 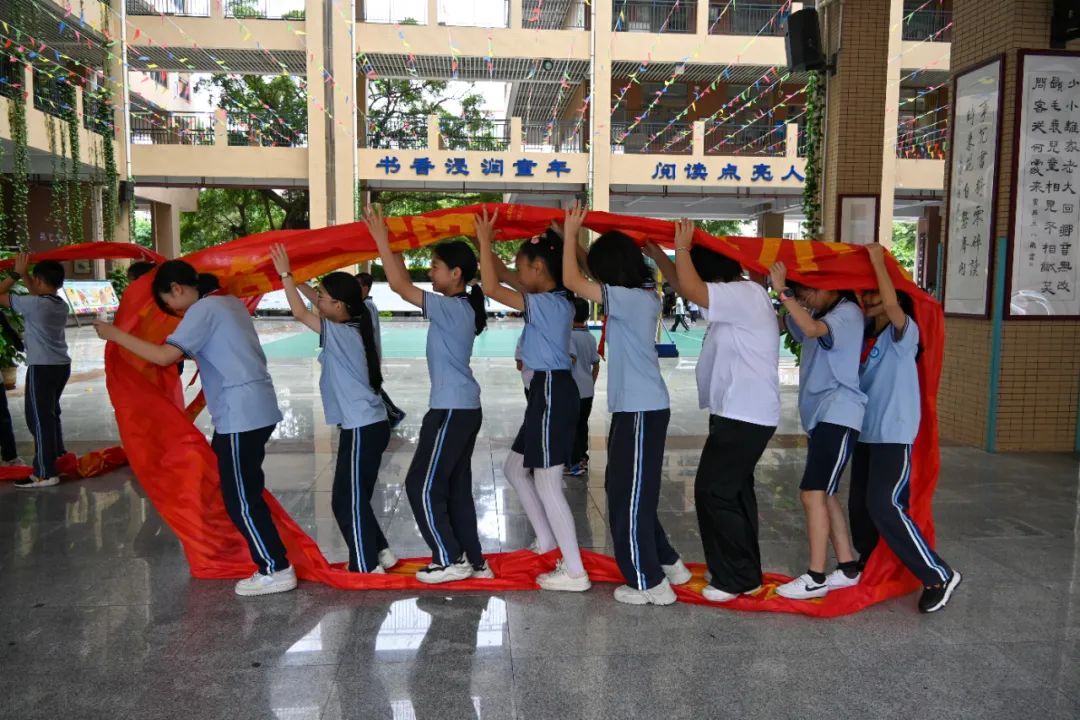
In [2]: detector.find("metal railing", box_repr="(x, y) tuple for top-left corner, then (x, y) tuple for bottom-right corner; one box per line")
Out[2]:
(612, 1), (696, 34)
(0, 58), (24, 100)
(440, 119), (512, 151)
(362, 0), (428, 24)
(227, 112), (307, 146)
(611, 122), (692, 154)
(82, 89), (113, 135)
(522, 0), (589, 29)
(705, 121), (786, 156)
(32, 70), (77, 120)
(902, 7), (952, 41)
(896, 124), (948, 159)
(523, 121), (587, 152)
(130, 111), (215, 145)
(126, 0), (211, 16)
(709, 2), (787, 36)
(224, 0), (306, 19)
(364, 114), (429, 149)
(439, 0), (509, 28)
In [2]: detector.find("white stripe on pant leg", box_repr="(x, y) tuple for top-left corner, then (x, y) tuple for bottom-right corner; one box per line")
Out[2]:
(629, 413), (645, 590)
(542, 373), (551, 467)
(28, 367), (45, 476)
(351, 428), (367, 572)
(231, 433), (273, 573)
(827, 429), (851, 496)
(422, 412), (452, 565)
(892, 446), (949, 583)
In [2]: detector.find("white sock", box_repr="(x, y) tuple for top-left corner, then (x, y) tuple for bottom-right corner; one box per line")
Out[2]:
(533, 465), (586, 578)
(503, 451), (556, 552)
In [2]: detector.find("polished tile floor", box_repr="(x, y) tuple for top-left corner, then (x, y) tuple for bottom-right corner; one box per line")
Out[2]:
(0, 324), (1078, 719)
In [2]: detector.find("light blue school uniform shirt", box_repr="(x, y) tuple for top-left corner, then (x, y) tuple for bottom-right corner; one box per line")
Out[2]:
(859, 316), (921, 445)
(319, 319), (387, 429)
(166, 295), (282, 434)
(786, 297), (867, 433)
(10, 294), (69, 365)
(600, 285), (670, 413)
(422, 291), (481, 410)
(569, 327), (599, 400)
(521, 290), (573, 371)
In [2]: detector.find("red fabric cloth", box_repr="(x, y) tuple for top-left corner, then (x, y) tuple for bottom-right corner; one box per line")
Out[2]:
(76, 208), (940, 616)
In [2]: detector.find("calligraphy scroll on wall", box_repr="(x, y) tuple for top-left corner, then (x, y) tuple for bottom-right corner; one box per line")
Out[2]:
(1009, 51), (1080, 317)
(944, 58), (1002, 316)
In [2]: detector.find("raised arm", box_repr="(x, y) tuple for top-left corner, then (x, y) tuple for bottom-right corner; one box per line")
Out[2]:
(270, 244), (321, 333)
(769, 262), (830, 338)
(363, 205), (424, 308)
(671, 219), (709, 307)
(642, 242), (680, 294)
(867, 243), (908, 333)
(295, 282), (318, 306)
(92, 321), (185, 366)
(476, 207), (525, 311)
(0, 253), (29, 307)
(561, 205), (602, 304)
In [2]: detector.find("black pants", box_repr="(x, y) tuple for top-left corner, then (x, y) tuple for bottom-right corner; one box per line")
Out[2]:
(694, 415), (776, 593)
(572, 396), (593, 464)
(211, 424), (289, 575)
(25, 364), (70, 478)
(405, 408), (484, 566)
(333, 422), (391, 572)
(606, 409), (680, 590)
(0, 381), (17, 462)
(670, 314), (690, 332)
(849, 442), (953, 586)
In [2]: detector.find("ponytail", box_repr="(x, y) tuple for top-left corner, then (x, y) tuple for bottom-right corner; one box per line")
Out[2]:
(320, 272), (384, 393)
(467, 283), (487, 336)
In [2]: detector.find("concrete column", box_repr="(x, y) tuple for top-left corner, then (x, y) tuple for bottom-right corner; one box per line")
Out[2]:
(692, 120), (705, 157)
(785, 122), (799, 158)
(756, 211), (784, 239)
(150, 202), (180, 259)
(878, 0), (904, 245)
(427, 0), (438, 25)
(214, 109), (227, 146)
(695, 0), (709, 35)
(306, 0), (330, 228)
(330, 0), (358, 224)
(427, 113), (441, 149)
(510, 0), (523, 29)
(104, 7), (129, 245)
(510, 116), (524, 152)
(820, 0), (890, 242)
(590, 0), (614, 212)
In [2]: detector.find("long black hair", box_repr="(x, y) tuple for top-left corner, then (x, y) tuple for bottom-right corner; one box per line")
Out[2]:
(516, 229), (564, 288)
(586, 231), (655, 289)
(433, 240), (487, 336)
(690, 246), (743, 283)
(151, 259), (200, 315)
(321, 272), (384, 392)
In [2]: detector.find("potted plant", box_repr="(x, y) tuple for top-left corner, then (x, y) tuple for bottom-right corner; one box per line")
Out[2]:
(0, 300), (25, 390)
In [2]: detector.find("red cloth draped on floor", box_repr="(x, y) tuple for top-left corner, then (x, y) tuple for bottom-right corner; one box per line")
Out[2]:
(93, 205), (938, 617)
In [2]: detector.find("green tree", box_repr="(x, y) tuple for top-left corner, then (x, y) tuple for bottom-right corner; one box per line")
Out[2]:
(180, 188), (287, 254)
(699, 219), (746, 237)
(891, 221), (917, 273)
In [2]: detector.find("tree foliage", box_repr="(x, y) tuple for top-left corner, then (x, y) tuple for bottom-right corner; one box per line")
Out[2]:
(891, 222), (917, 273)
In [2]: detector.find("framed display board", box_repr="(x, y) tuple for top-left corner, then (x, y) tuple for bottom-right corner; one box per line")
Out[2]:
(62, 281), (120, 315)
(943, 56), (1003, 317)
(1007, 50), (1080, 317)
(837, 194), (880, 245)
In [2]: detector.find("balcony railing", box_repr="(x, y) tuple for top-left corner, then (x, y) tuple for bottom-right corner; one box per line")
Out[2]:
(131, 111), (215, 145)
(440, 119), (512, 152)
(440, 0), (509, 28)
(902, 7), (952, 41)
(82, 89), (114, 136)
(522, 0), (589, 29)
(612, 122), (693, 154)
(126, 0), (211, 16)
(364, 114), (429, 149)
(705, 121), (786, 156)
(225, 0), (306, 20)
(523, 121), (587, 152)
(709, 2), (788, 36)
(613, 1), (696, 34)
(362, 0), (427, 24)
(896, 124), (948, 159)
(227, 112), (307, 147)
(0, 58), (24, 100)
(32, 71), (77, 120)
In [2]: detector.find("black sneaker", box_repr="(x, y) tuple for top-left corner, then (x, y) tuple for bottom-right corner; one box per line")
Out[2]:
(919, 570), (962, 613)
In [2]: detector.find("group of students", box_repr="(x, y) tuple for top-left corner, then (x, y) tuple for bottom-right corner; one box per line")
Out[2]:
(89, 206), (960, 613)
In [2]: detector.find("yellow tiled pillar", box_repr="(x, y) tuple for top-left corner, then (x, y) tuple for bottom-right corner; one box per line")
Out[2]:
(590, 0), (614, 213)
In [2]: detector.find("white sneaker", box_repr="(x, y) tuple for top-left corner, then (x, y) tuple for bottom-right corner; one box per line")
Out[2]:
(614, 578), (677, 606)
(704, 570), (712, 583)
(662, 558), (692, 586)
(1, 456), (26, 467)
(416, 558), (473, 584)
(536, 560), (591, 592)
(235, 566), (298, 597)
(369, 565), (386, 574)
(702, 584), (762, 603)
(472, 561), (495, 579)
(14, 475), (60, 490)
(826, 568), (860, 589)
(776, 573), (828, 600)
(378, 548), (398, 570)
